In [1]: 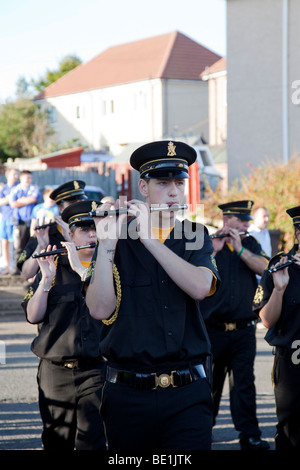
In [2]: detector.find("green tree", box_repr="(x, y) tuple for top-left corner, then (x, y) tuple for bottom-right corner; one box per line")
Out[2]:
(202, 157), (300, 250)
(0, 98), (54, 160)
(31, 55), (82, 93)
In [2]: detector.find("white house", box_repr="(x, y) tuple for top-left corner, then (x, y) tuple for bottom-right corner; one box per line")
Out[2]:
(35, 31), (221, 156)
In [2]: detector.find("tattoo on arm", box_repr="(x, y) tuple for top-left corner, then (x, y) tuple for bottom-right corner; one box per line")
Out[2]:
(107, 249), (115, 264)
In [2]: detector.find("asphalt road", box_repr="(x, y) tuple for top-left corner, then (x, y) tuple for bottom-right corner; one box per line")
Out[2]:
(0, 315), (277, 451)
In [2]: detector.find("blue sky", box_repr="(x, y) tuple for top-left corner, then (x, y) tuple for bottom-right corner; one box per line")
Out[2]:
(0, 0), (226, 102)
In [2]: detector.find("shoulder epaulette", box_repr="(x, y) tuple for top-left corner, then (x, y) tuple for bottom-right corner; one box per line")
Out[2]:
(267, 251), (285, 268)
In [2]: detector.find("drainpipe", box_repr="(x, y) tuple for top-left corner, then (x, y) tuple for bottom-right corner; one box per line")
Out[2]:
(282, 0), (289, 163)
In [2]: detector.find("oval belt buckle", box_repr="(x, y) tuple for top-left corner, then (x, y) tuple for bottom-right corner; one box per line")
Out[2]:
(156, 373), (171, 388)
(225, 322), (237, 331)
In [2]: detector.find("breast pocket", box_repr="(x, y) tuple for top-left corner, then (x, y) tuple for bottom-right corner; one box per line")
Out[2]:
(123, 275), (153, 317)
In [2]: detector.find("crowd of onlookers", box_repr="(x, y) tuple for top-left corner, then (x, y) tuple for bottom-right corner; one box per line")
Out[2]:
(0, 168), (59, 275)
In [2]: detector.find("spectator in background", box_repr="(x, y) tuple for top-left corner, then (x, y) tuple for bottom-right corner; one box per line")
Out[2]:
(19, 180), (87, 281)
(248, 206), (272, 258)
(30, 187), (59, 236)
(0, 168), (19, 274)
(9, 170), (40, 275)
(248, 206), (272, 283)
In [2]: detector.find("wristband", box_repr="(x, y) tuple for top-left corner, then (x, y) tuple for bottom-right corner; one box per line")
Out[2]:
(237, 246), (244, 257)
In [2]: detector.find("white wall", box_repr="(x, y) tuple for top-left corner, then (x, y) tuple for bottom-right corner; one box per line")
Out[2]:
(227, 0), (300, 183)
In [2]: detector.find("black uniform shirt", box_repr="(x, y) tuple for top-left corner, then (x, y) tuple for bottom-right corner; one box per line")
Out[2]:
(17, 224), (65, 271)
(201, 235), (268, 323)
(22, 254), (102, 362)
(97, 219), (220, 372)
(253, 247), (300, 349)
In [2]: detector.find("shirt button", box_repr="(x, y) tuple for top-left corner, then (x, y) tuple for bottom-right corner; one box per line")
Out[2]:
(167, 332), (172, 336)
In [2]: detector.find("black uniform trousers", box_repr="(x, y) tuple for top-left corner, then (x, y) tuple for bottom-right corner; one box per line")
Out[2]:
(13, 222), (30, 271)
(37, 358), (106, 450)
(273, 349), (300, 449)
(100, 373), (213, 451)
(207, 324), (260, 439)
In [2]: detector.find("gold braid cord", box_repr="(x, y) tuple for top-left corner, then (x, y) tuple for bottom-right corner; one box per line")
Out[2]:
(102, 264), (121, 325)
(48, 255), (58, 291)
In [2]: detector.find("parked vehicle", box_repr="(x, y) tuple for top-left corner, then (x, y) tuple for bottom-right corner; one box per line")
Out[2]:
(193, 143), (222, 196)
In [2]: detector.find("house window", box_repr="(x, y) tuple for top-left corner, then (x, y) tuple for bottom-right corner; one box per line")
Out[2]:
(111, 100), (114, 113)
(76, 106), (81, 119)
(133, 91), (147, 110)
(46, 106), (57, 124)
(101, 100), (107, 115)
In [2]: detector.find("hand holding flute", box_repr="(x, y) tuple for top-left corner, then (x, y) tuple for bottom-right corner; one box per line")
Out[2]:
(35, 244), (57, 292)
(211, 227), (248, 257)
(268, 252), (300, 273)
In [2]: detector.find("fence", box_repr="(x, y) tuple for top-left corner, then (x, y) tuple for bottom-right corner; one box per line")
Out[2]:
(0, 168), (117, 199)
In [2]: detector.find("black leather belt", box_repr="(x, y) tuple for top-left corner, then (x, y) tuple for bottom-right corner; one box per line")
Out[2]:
(207, 319), (256, 332)
(106, 364), (206, 390)
(48, 358), (102, 369)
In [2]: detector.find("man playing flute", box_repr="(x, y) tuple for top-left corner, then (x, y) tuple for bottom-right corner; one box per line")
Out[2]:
(86, 140), (220, 451)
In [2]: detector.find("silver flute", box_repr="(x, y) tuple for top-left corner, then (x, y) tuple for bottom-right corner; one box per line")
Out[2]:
(89, 204), (188, 217)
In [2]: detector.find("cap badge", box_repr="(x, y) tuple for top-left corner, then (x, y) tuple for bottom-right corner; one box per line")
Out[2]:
(74, 181), (80, 190)
(91, 201), (98, 212)
(167, 141), (176, 157)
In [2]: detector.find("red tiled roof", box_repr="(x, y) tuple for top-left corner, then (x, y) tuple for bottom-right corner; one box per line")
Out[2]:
(200, 57), (227, 79)
(35, 31), (221, 99)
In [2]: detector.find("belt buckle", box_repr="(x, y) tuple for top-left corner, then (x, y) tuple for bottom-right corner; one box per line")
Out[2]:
(224, 322), (237, 331)
(154, 371), (177, 389)
(64, 360), (79, 369)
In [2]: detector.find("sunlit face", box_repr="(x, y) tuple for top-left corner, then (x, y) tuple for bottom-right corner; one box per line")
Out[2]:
(20, 173), (32, 187)
(253, 208), (269, 230)
(7, 169), (19, 186)
(138, 178), (186, 207)
(224, 215), (250, 233)
(70, 225), (97, 249)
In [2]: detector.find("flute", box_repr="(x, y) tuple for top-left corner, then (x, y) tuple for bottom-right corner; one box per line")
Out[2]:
(89, 204), (188, 217)
(268, 259), (295, 273)
(32, 243), (96, 258)
(210, 231), (249, 239)
(34, 221), (56, 230)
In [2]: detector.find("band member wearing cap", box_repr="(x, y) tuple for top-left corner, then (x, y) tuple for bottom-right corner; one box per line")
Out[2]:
(19, 180), (88, 281)
(21, 200), (106, 450)
(86, 140), (220, 451)
(200, 200), (270, 450)
(253, 206), (300, 449)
